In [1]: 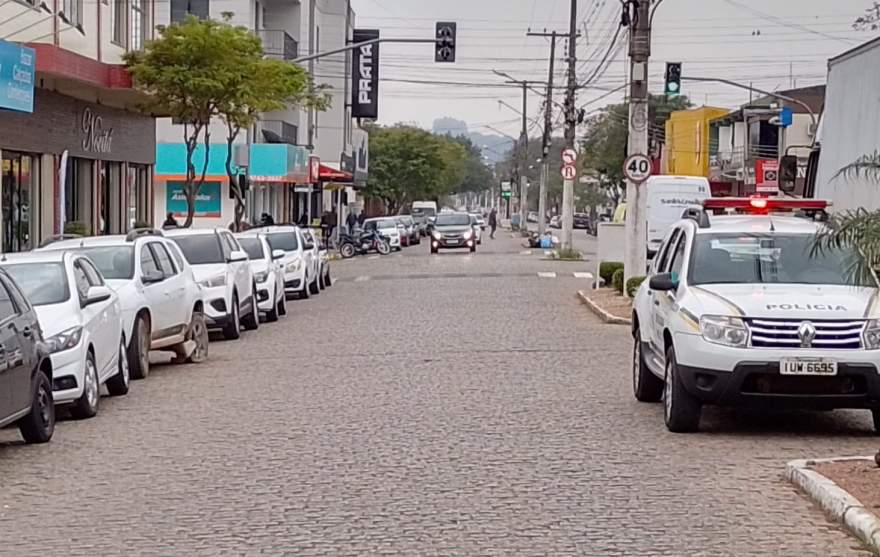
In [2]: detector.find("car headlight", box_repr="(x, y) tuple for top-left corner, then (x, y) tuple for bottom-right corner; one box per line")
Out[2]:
(864, 319), (880, 350)
(699, 315), (748, 348)
(432, 231), (442, 240)
(199, 274), (226, 288)
(46, 326), (83, 353)
(286, 258), (302, 273)
(463, 229), (473, 240)
(254, 271), (269, 283)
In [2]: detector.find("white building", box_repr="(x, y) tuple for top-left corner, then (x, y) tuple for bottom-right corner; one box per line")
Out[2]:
(154, 0), (364, 229)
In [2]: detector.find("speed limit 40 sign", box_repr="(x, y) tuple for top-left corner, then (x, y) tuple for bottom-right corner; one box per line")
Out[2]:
(623, 154), (652, 183)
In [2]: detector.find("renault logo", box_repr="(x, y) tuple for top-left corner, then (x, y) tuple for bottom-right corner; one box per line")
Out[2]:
(798, 321), (817, 348)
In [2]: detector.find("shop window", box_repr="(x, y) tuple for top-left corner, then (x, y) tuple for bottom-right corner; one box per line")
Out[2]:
(128, 164), (150, 229)
(99, 162), (123, 235)
(112, 0), (127, 47)
(65, 157), (93, 233)
(130, 0), (148, 51)
(2, 152), (39, 253)
(171, 0), (208, 23)
(61, 0), (83, 28)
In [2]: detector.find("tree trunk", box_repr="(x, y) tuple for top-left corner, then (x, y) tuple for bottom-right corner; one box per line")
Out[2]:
(182, 121), (202, 229)
(225, 123), (245, 231)
(185, 126), (212, 229)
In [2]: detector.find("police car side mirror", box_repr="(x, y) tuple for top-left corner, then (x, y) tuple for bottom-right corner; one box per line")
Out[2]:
(779, 155), (798, 193)
(649, 273), (678, 292)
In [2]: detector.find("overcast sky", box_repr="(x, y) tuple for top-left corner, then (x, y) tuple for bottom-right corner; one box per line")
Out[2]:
(345, 0), (873, 139)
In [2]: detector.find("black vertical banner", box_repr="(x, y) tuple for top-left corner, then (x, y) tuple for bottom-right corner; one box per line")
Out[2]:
(351, 29), (380, 119)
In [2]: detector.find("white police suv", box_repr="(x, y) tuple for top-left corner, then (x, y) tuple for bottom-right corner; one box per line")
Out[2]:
(632, 198), (880, 433)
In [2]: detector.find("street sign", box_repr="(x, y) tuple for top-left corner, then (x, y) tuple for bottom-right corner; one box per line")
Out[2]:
(756, 159), (779, 193)
(500, 180), (512, 192)
(561, 164), (577, 180)
(561, 148), (577, 165)
(623, 154), (652, 183)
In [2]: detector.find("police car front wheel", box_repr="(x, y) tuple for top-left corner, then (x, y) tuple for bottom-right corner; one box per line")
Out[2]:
(632, 330), (663, 403)
(663, 346), (702, 433)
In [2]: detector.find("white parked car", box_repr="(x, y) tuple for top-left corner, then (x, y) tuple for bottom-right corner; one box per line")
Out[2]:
(632, 197), (880, 433)
(165, 228), (258, 340)
(302, 228), (332, 290)
(364, 217), (402, 250)
(235, 233), (287, 322)
(0, 251), (129, 419)
(468, 214), (484, 245)
(241, 225), (319, 300)
(40, 229), (209, 379)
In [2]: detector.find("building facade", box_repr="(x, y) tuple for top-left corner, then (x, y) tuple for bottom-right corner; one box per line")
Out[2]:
(662, 106), (729, 179)
(0, 2), (157, 251)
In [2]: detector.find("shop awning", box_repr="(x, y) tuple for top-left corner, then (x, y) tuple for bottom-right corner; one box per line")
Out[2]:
(319, 164), (353, 183)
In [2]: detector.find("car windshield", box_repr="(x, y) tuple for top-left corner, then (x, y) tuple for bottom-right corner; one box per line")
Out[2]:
(435, 214), (471, 226)
(73, 246), (135, 279)
(689, 233), (874, 287)
(3, 263), (70, 306)
(170, 234), (225, 265)
(237, 237), (265, 260)
(266, 232), (299, 252)
(370, 219), (399, 229)
(412, 207), (436, 218)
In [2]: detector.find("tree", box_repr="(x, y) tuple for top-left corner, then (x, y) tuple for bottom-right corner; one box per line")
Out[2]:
(366, 126), (447, 214)
(854, 2), (880, 30)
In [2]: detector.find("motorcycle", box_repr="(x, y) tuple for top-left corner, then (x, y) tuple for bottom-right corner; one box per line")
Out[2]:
(338, 229), (392, 258)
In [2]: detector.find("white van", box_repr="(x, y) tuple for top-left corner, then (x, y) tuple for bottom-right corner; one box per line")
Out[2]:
(645, 175), (711, 256)
(411, 201), (438, 235)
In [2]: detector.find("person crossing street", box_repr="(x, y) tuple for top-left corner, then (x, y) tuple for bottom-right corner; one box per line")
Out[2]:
(488, 208), (498, 239)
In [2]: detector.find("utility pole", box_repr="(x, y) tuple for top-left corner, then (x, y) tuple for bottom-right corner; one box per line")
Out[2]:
(519, 82), (529, 232)
(623, 0), (653, 288)
(527, 30), (558, 237)
(561, 0), (579, 252)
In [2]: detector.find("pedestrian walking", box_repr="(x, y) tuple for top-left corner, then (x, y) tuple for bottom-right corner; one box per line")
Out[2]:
(358, 212), (367, 226)
(346, 211), (358, 234)
(488, 208), (498, 239)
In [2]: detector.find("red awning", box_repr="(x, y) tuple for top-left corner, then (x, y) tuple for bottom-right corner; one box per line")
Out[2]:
(28, 43), (133, 89)
(319, 164), (352, 183)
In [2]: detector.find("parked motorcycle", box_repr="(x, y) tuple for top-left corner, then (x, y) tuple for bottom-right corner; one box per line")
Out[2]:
(338, 229), (392, 258)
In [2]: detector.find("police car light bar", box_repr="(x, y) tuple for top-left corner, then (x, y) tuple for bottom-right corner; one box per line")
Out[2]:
(702, 197), (829, 211)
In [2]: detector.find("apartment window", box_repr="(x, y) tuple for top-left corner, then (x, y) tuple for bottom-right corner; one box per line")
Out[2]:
(171, 0), (209, 23)
(112, 0), (127, 46)
(62, 0), (83, 27)
(130, 0), (148, 50)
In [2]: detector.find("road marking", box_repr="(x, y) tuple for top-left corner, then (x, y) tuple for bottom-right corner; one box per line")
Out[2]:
(520, 250), (532, 255)
(538, 272), (557, 278)
(573, 272), (594, 279)
(354, 275), (371, 282)
(367, 255), (380, 260)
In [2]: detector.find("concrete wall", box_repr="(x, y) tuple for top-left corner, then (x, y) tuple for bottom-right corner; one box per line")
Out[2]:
(664, 106), (729, 177)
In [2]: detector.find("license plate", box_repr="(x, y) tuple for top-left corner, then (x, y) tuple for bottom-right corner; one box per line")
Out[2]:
(446, 239), (458, 245)
(780, 358), (838, 376)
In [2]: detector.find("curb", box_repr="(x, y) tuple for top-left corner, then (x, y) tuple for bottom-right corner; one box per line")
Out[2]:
(786, 456), (880, 555)
(577, 290), (632, 326)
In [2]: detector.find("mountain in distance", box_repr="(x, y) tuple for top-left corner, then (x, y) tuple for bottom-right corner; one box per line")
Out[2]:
(432, 117), (513, 165)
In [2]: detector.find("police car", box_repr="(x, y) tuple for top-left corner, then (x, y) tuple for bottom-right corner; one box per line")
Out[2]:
(632, 197), (880, 433)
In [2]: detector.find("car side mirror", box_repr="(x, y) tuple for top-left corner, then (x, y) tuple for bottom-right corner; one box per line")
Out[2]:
(228, 250), (248, 263)
(649, 272), (678, 292)
(779, 154), (798, 193)
(83, 285), (112, 307)
(272, 249), (285, 260)
(142, 270), (164, 284)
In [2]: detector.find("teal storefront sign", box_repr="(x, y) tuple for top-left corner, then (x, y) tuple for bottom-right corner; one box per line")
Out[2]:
(250, 144), (309, 183)
(0, 40), (35, 113)
(166, 181), (221, 218)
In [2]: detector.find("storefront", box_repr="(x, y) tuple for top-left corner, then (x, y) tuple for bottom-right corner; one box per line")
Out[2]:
(0, 89), (155, 250)
(248, 143), (310, 225)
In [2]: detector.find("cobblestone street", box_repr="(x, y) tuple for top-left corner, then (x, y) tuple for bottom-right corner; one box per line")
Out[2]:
(0, 232), (874, 555)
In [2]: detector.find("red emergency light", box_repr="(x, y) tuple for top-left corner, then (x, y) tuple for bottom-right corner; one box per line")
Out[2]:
(702, 197), (829, 213)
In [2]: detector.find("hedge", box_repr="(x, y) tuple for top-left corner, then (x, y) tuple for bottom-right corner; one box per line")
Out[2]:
(612, 268), (625, 294)
(600, 261), (623, 285)
(626, 276), (646, 297)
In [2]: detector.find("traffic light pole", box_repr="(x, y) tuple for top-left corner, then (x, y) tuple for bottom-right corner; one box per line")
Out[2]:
(623, 0), (653, 291)
(292, 37), (438, 64)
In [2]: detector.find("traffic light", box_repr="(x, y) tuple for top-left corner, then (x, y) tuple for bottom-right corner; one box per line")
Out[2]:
(665, 62), (682, 97)
(435, 22), (456, 63)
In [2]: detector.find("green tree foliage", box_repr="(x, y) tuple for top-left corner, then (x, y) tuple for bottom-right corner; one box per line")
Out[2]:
(365, 126), (489, 214)
(125, 15), (329, 228)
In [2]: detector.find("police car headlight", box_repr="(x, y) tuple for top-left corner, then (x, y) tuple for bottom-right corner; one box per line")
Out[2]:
(700, 315), (748, 348)
(863, 320), (880, 350)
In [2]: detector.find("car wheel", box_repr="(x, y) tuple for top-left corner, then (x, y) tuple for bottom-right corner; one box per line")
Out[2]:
(265, 287), (280, 322)
(632, 330), (663, 402)
(300, 278), (311, 299)
(185, 311), (209, 363)
(105, 336), (131, 396)
(324, 270), (332, 288)
(469, 245), (476, 253)
(18, 370), (54, 444)
(318, 269), (326, 290)
(663, 345), (701, 433)
(223, 294), (241, 340)
(70, 350), (100, 420)
(128, 314), (150, 380)
(278, 291), (288, 316)
(242, 290), (260, 331)
(430, 247), (438, 255)
(872, 409), (880, 434)
(309, 274), (320, 295)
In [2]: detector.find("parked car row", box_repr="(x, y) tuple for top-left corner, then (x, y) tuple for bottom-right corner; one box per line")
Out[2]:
(0, 224), (332, 445)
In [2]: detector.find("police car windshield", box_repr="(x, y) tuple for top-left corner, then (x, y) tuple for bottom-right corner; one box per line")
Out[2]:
(689, 233), (874, 287)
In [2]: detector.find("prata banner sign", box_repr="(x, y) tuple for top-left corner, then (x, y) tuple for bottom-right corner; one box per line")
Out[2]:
(351, 29), (379, 119)
(0, 39), (35, 113)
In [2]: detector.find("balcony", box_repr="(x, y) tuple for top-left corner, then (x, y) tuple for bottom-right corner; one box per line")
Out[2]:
(261, 120), (299, 146)
(258, 30), (298, 61)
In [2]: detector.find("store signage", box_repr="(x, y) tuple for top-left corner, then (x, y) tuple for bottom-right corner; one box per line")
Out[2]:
(81, 108), (114, 154)
(166, 181), (221, 218)
(309, 155), (321, 183)
(756, 159), (779, 193)
(351, 29), (379, 119)
(0, 40), (35, 113)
